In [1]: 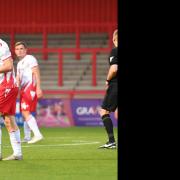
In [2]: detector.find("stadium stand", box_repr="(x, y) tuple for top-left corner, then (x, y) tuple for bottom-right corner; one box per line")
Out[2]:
(0, 33), (110, 99)
(0, 0), (117, 99)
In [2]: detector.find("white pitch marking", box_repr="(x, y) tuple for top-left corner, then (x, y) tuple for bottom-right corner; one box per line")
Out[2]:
(46, 137), (88, 139)
(3, 141), (100, 148)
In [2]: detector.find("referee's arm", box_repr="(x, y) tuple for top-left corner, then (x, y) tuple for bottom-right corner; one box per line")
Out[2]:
(106, 64), (118, 82)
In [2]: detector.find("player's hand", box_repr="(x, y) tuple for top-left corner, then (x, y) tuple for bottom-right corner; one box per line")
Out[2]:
(36, 88), (43, 98)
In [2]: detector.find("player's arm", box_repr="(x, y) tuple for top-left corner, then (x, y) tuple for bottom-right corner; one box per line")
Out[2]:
(32, 65), (43, 98)
(0, 57), (13, 73)
(106, 64), (118, 87)
(106, 49), (118, 85)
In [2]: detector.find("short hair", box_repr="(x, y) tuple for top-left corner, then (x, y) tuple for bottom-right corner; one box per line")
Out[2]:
(15, 41), (28, 48)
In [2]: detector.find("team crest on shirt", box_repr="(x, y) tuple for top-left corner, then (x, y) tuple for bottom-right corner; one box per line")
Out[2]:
(30, 90), (36, 99)
(110, 56), (114, 62)
(4, 88), (11, 97)
(21, 102), (29, 109)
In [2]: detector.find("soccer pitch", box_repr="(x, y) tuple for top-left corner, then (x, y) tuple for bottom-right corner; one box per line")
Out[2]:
(0, 127), (117, 180)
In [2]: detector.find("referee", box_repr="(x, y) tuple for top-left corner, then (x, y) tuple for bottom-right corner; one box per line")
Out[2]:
(99, 29), (118, 149)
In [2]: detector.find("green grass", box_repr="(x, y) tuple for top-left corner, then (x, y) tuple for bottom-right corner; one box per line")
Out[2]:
(0, 127), (118, 180)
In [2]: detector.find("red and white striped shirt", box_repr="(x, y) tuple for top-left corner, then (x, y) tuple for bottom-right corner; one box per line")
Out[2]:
(0, 39), (16, 87)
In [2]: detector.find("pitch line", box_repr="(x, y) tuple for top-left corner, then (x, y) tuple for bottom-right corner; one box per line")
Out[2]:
(3, 141), (100, 148)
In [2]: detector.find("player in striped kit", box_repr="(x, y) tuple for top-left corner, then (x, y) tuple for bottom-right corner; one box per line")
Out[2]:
(0, 38), (22, 160)
(15, 41), (43, 144)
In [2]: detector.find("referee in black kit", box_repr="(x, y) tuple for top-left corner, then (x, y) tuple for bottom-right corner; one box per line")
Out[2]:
(99, 29), (118, 149)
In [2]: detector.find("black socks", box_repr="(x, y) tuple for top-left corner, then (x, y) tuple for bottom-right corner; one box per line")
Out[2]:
(101, 114), (115, 143)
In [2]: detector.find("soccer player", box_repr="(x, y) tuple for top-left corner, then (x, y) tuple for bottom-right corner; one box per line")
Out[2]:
(0, 38), (23, 160)
(99, 29), (118, 149)
(15, 41), (43, 144)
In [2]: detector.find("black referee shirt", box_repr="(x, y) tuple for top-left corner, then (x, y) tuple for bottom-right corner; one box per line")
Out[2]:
(108, 47), (118, 83)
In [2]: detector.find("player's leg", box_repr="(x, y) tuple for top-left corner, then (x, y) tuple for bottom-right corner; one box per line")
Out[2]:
(22, 110), (43, 144)
(20, 90), (31, 142)
(20, 90), (43, 144)
(99, 108), (116, 148)
(99, 83), (117, 149)
(21, 120), (31, 143)
(1, 86), (23, 160)
(3, 115), (22, 160)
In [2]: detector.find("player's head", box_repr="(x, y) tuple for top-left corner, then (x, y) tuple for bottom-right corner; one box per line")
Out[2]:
(112, 29), (118, 47)
(15, 41), (28, 59)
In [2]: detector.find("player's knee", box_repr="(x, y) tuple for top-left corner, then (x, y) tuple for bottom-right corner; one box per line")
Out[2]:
(22, 111), (31, 121)
(4, 117), (18, 132)
(4, 118), (12, 132)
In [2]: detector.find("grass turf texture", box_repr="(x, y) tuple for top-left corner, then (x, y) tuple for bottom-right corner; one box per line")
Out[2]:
(0, 127), (117, 180)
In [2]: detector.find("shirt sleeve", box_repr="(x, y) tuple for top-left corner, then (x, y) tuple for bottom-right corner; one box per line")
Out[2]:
(0, 43), (11, 61)
(29, 55), (38, 68)
(109, 48), (118, 65)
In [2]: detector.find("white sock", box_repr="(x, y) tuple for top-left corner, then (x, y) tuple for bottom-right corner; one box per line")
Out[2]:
(9, 129), (22, 156)
(27, 115), (42, 137)
(0, 126), (2, 155)
(23, 121), (31, 140)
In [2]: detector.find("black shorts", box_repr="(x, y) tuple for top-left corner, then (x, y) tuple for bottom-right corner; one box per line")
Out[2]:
(101, 82), (118, 112)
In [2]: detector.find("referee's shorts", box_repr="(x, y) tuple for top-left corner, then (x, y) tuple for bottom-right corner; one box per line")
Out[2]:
(101, 82), (117, 112)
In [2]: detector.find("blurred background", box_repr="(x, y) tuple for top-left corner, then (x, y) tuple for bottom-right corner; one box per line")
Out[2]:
(0, 0), (117, 127)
